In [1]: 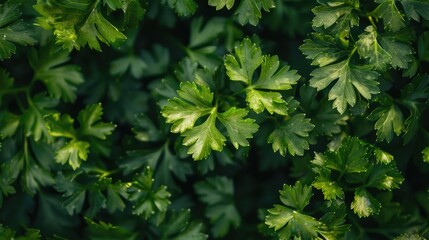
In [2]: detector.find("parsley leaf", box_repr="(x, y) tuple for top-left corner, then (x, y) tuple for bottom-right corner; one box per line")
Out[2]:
(161, 0), (197, 16)
(29, 44), (84, 102)
(162, 81), (213, 134)
(218, 107), (258, 149)
(266, 182), (348, 239)
(194, 176), (241, 238)
(22, 94), (59, 143)
(158, 209), (208, 240)
(46, 103), (115, 169)
(356, 26), (392, 71)
(34, 0), (127, 51)
(300, 33), (349, 67)
(0, 2), (37, 60)
(309, 59), (380, 114)
(373, 0), (405, 32)
(77, 103), (116, 140)
(268, 113), (314, 156)
(367, 97), (404, 142)
(128, 167), (171, 219)
(208, 0), (235, 10)
(162, 81), (258, 160)
(400, 0), (429, 22)
(351, 188), (381, 218)
(86, 218), (137, 240)
(225, 38), (300, 115)
(235, 0), (275, 26)
(182, 112), (226, 160)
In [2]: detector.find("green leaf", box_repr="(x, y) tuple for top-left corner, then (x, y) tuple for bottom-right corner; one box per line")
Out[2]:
(120, 0), (146, 28)
(351, 188), (381, 217)
(367, 102), (404, 142)
(400, 0), (429, 21)
(86, 218), (137, 240)
(379, 35), (414, 69)
(182, 112), (226, 160)
(366, 163), (404, 190)
(29, 44), (84, 102)
(0, 68), (14, 105)
(225, 38), (298, 115)
(225, 38), (263, 85)
(159, 209), (208, 240)
(265, 182), (325, 240)
(189, 17), (226, 49)
(234, 0), (275, 25)
(279, 181), (313, 212)
(55, 140), (90, 170)
(395, 233), (427, 240)
(128, 167), (171, 219)
(373, 0), (405, 32)
(77, 103), (116, 139)
(34, 0), (127, 51)
(0, 2), (37, 61)
(162, 81), (213, 134)
(0, 111), (20, 139)
(45, 113), (76, 139)
(312, 3), (356, 29)
(194, 176), (241, 238)
(356, 26), (392, 71)
(162, 0), (197, 16)
(268, 114), (314, 156)
(110, 54), (147, 78)
(246, 89), (288, 115)
(422, 147), (429, 163)
(253, 55), (300, 90)
(313, 175), (344, 200)
(300, 33), (349, 67)
(22, 94), (59, 142)
(309, 59), (380, 114)
(218, 107), (258, 149)
(324, 137), (369, 174)
(208, 0), (235, 10)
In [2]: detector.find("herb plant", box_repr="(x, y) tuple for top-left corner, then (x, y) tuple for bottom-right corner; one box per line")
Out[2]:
(0, 0), (429, 239)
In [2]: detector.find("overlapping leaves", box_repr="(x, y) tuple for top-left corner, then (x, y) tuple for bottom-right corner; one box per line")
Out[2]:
(161, 81), (258, 160)
(45, 103), (115, 169)
(225, 38), (300, 115)
(311, 137), (404, 217)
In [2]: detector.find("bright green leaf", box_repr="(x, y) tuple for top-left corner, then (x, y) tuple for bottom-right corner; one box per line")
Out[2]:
(161, 81), (213, 133)
(55, 140), (90, 170)
(218, 107), (258, 149)
(246, 89), (288, 115)
(208, 0), (235, 10)
(351, 188), (381, 217)
(182, 113), (226, 160)
(225, 38), (262, 85)
(34, 0), (127, 51)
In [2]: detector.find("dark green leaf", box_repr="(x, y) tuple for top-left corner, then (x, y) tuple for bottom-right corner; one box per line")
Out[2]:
(0, 2), (37, 60)
(268, 114), (314, 156)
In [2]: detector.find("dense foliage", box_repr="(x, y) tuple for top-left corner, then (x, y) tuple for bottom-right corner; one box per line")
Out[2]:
(0, 0), (429, 239)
